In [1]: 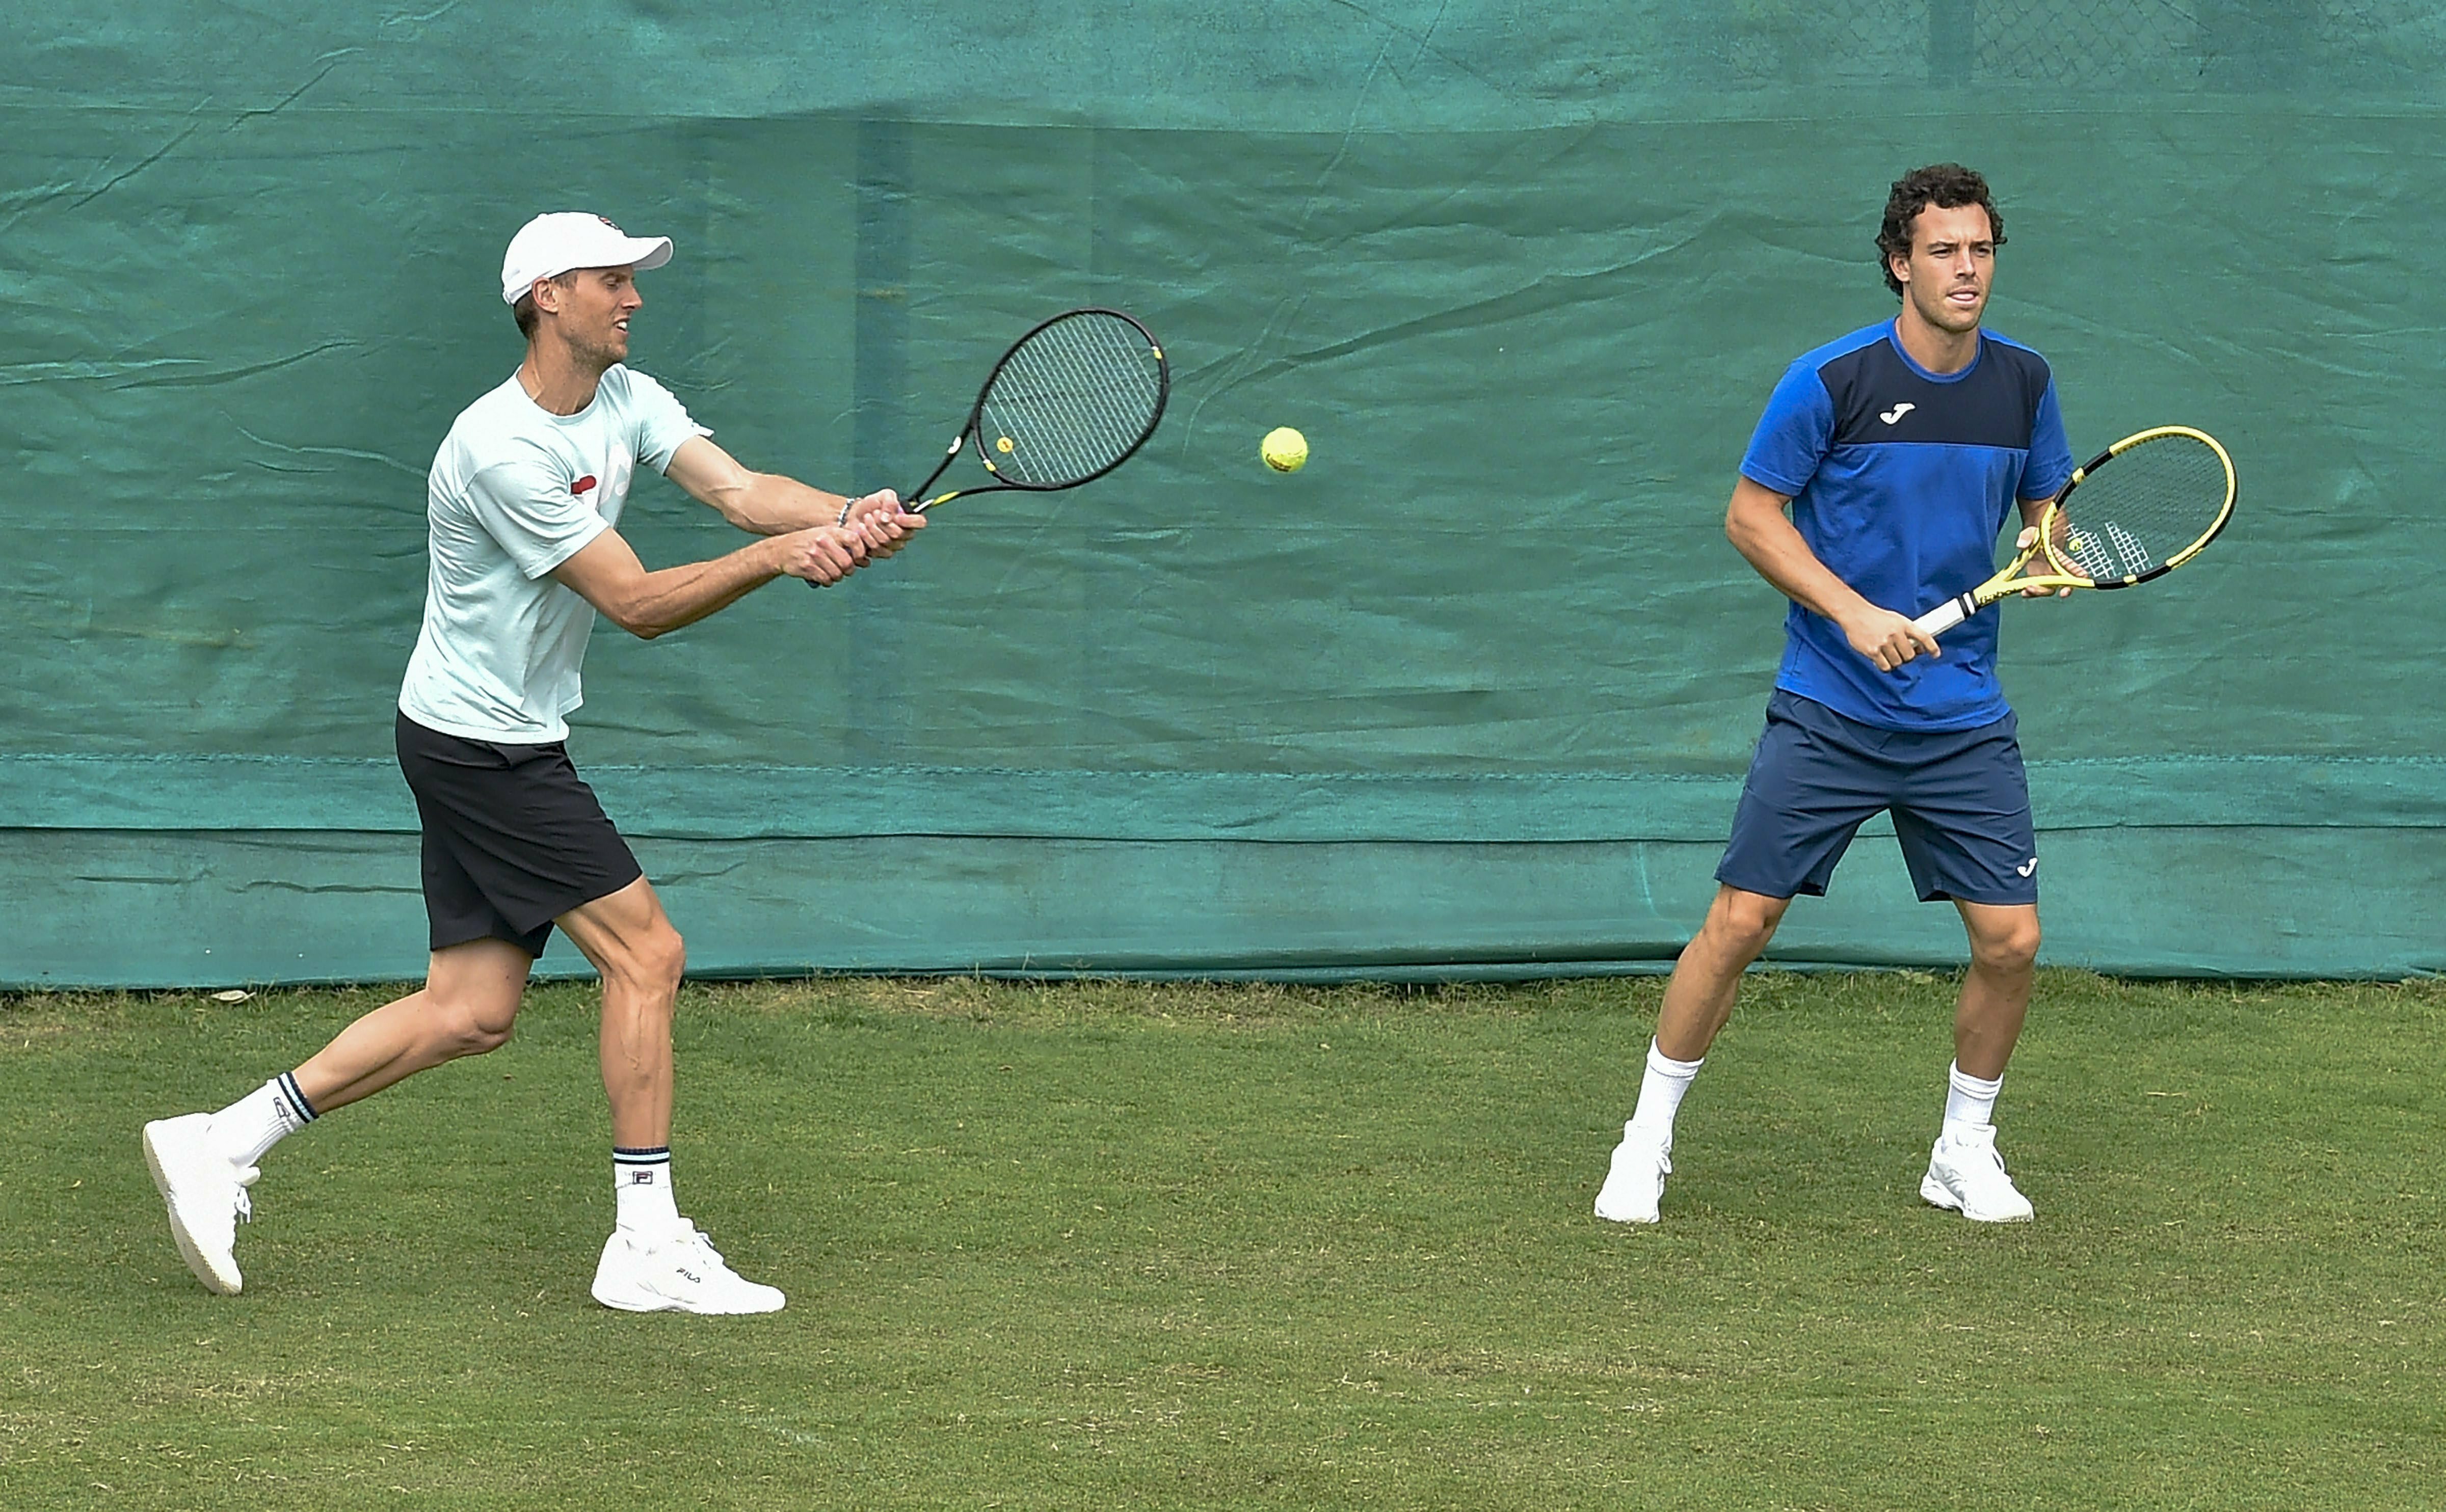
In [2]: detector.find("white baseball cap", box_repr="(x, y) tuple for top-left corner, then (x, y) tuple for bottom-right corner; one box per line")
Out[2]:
(499, 212), (673, 305)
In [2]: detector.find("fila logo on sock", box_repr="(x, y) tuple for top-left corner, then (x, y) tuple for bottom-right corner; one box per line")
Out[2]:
(1879, 402), (1915, 425)
(2016, 857), (2038, 877)
(630, 1170), (657, 1185)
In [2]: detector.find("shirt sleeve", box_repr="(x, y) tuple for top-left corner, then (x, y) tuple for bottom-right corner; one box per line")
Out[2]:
(462, 459), (612, 580)
(1738, 360), (1836, 497)
(2020, 377), (2076, 501)
(621, 369), (714, 475)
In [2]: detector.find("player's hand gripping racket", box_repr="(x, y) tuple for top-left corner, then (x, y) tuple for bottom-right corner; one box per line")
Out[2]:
(1911, 425), (2237, 638)
(906, 307), (1167, 513)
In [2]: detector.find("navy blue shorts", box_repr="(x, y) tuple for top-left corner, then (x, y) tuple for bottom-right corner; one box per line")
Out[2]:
(1715, 689), (2038, 906)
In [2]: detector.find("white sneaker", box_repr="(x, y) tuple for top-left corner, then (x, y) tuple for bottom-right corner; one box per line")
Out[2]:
(1920, 1122), (2034, 1223)
(592, 1224), (786, 1314)
(1593, 1123), (1672, 1224)
(142, 1112), (259, 1295)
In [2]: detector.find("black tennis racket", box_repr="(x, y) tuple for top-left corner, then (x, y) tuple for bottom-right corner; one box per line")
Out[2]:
(809, 309), (1165, 588)
(1911, 425), (2237, 637)
(905, 307), (1167, 512)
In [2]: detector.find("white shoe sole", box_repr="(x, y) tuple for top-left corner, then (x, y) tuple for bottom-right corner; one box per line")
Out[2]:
(592, 1282), (783, 1311)
(1592, 1195), (1662, 1225)
(591, 1284), (682, 1314)
(1919, 1170), (2033, 1224)
(143, 1120), (243, 1295)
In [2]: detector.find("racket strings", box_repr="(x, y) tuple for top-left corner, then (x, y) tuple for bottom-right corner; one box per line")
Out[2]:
(977, 313), (1163, 487)
(2053, 437), (2230, 583)
(993, 317), (1157, 480)
(994, 327), (1124, 478)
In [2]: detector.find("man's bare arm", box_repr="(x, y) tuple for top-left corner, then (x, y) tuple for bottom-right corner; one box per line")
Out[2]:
(549, 524), (863, 641)
(663, 435), (905, 536)
(1723, 474), (1939, 673)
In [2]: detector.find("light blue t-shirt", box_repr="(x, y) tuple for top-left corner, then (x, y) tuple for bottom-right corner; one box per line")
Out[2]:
(398, 365), (706, 742)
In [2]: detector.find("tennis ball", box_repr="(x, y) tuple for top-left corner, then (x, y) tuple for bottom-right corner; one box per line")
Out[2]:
(1261, 426), (1309, 473)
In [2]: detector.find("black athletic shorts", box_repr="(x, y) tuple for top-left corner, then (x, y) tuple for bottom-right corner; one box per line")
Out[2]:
(393, 711), (645, 957)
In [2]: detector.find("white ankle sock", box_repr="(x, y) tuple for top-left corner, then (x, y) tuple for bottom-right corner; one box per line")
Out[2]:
(1943, 1062), (2004, 1138)
(211, 1073), (317, 1166)
(1628, 1040), (1705, 1140)
(614, 1147), (680, 1235)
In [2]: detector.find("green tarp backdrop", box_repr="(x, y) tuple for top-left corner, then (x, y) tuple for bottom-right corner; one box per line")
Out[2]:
(3, 2), (2440, 984)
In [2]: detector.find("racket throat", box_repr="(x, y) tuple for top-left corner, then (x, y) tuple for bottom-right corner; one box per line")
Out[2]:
(902, 436), (969, 515)
(1909, 592), (1980, 638)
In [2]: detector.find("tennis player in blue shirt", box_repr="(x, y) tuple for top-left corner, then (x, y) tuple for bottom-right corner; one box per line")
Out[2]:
(1598, 164), (2077, 1226)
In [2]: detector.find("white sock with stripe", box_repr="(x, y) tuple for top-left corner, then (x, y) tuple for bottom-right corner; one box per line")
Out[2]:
(211, 1072), (318, 1167)
(1943, 1061), (2004, 1139)
(614, 1147), (681, 1236)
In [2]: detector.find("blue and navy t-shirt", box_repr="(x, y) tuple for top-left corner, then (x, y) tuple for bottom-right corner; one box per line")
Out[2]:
(1740, 319), (2075, 732)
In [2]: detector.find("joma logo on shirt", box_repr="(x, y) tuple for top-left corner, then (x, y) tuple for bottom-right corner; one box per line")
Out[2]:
(571, 475), (597, 496)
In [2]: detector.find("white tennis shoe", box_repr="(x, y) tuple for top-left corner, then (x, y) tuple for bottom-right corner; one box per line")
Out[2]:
(142, 1112), (259, 1295)
(1593, 1123), (1672, 1225)
(592, 1224), (786, 1315)
(1920, 1122), (2035, 1223)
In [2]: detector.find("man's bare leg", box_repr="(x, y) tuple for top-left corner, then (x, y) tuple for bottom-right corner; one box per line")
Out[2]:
(143, 936), (534, 1295)
(1597, 884), (1793, 1223)
(552, 876), (783, 1313)
(552, 875), (686, 1150)
(1920, 900), (2041, 1222)
(1654, 884), (1797, 1062)
(293, 937), (536, 1111)
(1951, 900), (2039, 1079)
(193, 933), (532, 1166)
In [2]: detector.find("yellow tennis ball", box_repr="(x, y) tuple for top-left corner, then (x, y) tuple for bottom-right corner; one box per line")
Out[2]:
(1261, 426), (1308, 473)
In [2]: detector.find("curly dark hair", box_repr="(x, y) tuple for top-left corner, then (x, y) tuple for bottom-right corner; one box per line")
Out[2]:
(1876, 164), (2005, 296)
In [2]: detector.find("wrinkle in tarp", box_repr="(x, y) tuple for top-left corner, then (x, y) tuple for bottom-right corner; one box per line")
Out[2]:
(2, 2), (2440, 980)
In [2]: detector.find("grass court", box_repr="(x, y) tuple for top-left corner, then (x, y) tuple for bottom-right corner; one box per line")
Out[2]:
(5, 972), (2441, 1509)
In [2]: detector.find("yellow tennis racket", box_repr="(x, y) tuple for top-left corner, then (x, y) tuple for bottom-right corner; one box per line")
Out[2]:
(1911, 425), (2237, 638)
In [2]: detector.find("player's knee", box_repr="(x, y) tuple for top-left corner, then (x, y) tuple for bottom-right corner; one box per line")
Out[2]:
(432, 1002), (516, 1058)
(1972, 917), (2041, 974)
(609, 923), (686, 996)
(650, 925), (686, 988)
(1711, 890), (1789, 953)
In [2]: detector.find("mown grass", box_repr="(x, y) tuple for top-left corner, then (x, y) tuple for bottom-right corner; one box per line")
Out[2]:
(3, 972), (2440, 1509)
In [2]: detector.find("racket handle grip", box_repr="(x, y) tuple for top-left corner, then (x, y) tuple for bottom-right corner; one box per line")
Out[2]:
(1910, 595), (1974, 638)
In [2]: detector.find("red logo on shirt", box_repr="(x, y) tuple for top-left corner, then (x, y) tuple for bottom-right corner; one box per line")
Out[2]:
(571, 475), (597, 496)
